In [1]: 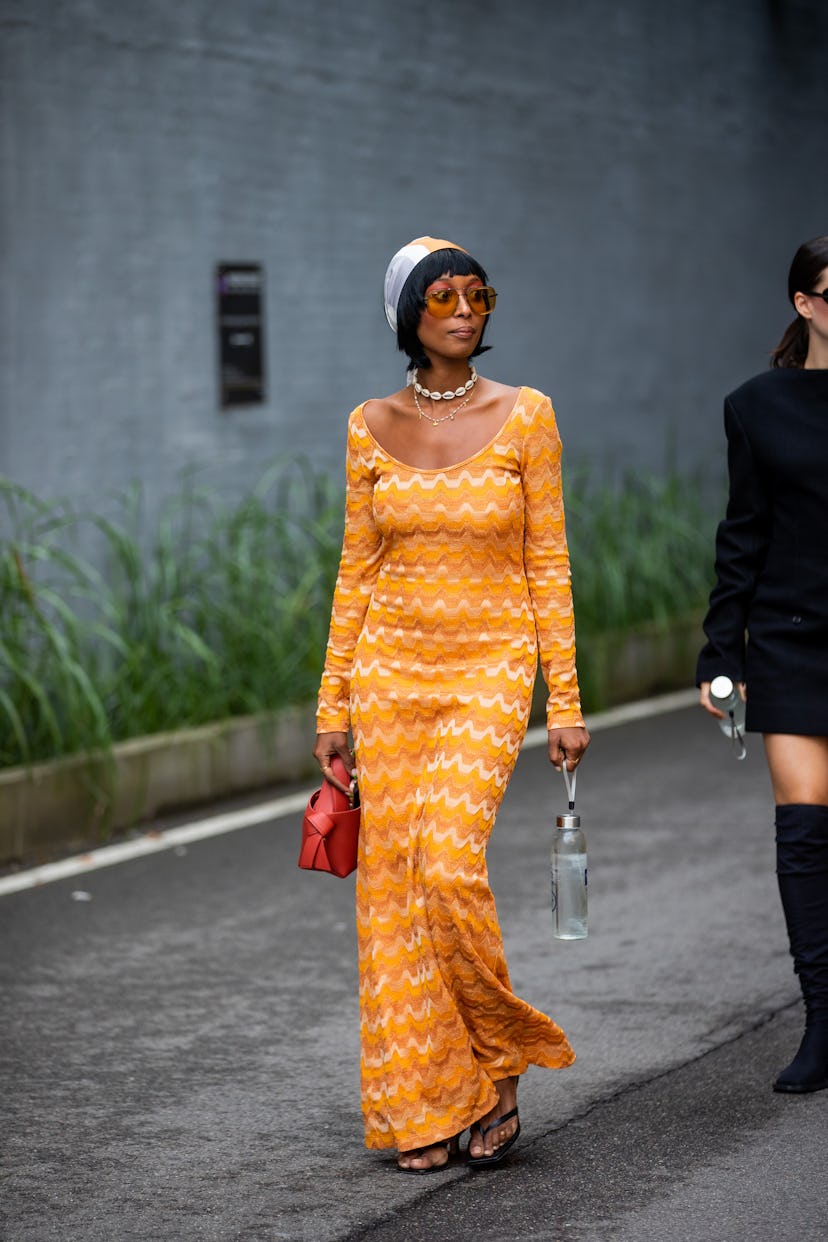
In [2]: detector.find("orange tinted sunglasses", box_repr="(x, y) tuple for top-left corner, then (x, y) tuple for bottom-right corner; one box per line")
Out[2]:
(423, 285), (497, 318)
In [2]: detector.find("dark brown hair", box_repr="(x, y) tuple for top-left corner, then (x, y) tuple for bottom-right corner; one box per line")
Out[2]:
(771, 234), (828, 368)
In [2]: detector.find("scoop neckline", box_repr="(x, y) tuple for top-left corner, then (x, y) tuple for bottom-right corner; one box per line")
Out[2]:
(357, 386), (528, 473)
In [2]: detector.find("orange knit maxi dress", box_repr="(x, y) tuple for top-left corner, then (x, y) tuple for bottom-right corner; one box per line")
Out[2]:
(317, 387), (584, 1152)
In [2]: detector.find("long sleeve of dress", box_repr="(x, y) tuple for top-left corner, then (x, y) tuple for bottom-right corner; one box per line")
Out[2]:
(520, 396), (584, 729)
(316, 413), (384, 732)
(696, 396), (772, 685)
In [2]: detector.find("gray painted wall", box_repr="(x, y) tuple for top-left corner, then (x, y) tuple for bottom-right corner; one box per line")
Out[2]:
(2, 0), (827, 522)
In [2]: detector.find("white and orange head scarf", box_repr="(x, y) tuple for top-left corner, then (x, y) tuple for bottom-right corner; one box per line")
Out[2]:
(383, 236), (467, 331)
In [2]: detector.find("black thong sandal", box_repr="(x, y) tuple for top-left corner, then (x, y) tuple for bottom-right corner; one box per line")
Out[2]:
(397, 1134), (461, 1175)
(467, 1107), (521, 1168)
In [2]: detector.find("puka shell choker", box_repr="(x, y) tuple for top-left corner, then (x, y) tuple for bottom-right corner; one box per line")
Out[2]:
(412, 366), (478, 401)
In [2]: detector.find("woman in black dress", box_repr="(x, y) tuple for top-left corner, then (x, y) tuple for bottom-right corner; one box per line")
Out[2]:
(697, 234), (828, 1094)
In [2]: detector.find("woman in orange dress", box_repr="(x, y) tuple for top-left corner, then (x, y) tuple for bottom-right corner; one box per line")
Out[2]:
(314, 236), (590, 1172)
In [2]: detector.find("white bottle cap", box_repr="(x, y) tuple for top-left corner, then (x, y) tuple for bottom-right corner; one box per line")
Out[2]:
(710, 675), (734, 699)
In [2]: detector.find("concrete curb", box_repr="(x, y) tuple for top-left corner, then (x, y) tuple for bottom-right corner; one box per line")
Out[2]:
(0, 704), (317, 866)
(575, 612), (703, 710)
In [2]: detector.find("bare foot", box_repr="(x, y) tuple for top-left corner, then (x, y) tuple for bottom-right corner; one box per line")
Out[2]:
(397, 1139), (455, 1173)
(467, 1076), (519, 1160)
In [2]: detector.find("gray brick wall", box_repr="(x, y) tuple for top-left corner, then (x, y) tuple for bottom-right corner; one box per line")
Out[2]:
(1, 0), (827, 519)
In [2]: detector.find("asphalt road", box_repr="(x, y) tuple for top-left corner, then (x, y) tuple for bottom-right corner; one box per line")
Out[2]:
(1, 701), (825, 1241)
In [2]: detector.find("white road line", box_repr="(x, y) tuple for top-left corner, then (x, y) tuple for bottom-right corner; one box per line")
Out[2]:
(523, 686), (699, 747)
(0, 688), (699, 897)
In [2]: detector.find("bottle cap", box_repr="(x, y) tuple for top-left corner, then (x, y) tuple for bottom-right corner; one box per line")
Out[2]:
(710, 674), (734, 699)
(556, 813), (581, 829)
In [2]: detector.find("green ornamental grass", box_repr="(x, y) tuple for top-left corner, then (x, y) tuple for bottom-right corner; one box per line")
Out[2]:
(0, 462), (717, 768)
(0, 463), (343, 768)
(565, 466), (717, 634)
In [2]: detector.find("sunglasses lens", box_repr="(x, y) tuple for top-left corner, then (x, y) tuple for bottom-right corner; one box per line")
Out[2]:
(468, 287), (497, 315)
(424, 290), (458, 317)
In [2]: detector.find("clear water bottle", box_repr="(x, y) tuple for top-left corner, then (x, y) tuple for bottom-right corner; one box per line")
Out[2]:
(551, 811), (588, 940)
(709, 674), (747, 759)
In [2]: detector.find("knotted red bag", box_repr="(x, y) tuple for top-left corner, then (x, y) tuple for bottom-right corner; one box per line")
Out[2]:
(298, 755), (360, 877)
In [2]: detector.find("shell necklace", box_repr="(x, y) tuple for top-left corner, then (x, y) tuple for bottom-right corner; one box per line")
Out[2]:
(412, 365), (478, 401)
(411, 365), (479, 426)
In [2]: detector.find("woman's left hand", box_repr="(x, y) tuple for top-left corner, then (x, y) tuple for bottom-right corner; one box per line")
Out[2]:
(548, 726), (590, 771)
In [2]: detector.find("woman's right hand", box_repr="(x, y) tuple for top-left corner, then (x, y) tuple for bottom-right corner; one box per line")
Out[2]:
(313, 731), (356, 795)
(699, 680), (746, 719)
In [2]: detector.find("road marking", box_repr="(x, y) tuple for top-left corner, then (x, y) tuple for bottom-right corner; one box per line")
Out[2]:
(523, 686), (699, 747)
(0, 688), (698, 897)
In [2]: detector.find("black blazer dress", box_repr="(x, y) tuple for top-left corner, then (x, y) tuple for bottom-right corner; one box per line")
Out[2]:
(696, 367), (828, 736)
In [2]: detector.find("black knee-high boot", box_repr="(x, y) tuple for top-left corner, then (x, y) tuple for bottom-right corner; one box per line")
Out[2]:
(774, 803), (828, 1094)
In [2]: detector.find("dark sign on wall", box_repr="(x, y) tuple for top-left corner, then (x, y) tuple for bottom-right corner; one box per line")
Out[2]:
(216, 264), (266, 407)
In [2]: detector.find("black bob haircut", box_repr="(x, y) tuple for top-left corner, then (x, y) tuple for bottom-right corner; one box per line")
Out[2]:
(395, 248), (493, 372)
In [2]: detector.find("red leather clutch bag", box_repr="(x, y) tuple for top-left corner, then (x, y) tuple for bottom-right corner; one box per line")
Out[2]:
(298, 755), (360, 878)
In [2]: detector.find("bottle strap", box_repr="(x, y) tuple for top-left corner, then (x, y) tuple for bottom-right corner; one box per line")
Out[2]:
(562, 762), (577, 811)
(727, 713), (747, 761)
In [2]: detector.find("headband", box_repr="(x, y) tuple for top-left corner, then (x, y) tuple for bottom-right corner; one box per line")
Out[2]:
(383, 236), (467, 331)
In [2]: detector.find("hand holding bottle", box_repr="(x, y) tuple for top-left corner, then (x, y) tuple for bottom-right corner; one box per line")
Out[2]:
(700, 675), (747, 759)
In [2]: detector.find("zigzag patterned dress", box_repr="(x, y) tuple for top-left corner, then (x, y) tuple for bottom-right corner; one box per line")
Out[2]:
(317, 386), (584, 1152)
